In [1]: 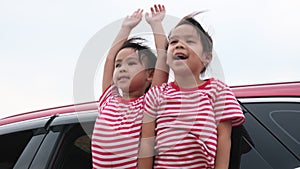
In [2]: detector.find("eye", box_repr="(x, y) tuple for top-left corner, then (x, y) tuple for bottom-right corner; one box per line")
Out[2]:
(128, 61), (137, 66)
(186, 40), (195, 44)
(115, 63), (121, 68)
(169, 39), (178, 45)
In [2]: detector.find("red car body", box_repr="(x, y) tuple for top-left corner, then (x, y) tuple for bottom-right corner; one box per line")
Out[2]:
(2, 81), (299, 125)
(1, 81), (299, 169)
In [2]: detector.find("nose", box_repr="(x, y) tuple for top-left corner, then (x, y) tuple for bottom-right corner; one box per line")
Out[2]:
(175, 40), (185, 49)
(118, 64), (127, 73)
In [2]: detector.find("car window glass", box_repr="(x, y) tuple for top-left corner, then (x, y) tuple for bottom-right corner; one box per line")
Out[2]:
(51, 123), (93, 169)
(0, 130), (33, 169)
(240, 136), (274, 169)
(244, 102), (300, 160)
(240, 103), (300, 169)
(229, 110), (274, 169)
(270, 110), (300, 144)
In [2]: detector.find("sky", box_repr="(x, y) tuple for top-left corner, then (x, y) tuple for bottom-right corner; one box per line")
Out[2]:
(1, 0), (300, 118)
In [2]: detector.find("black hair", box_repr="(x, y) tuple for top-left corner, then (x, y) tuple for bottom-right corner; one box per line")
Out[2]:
(175, 17), (213, 53)
(167, 12), (213, 74)
(117, 37), (157, 92)
(118, 37), (157, 70)
(167, 12), (213, 53)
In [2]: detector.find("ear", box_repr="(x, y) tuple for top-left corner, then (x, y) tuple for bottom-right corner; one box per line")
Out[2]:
(203, 52), (212, 66)
(146, 69), (154, 81)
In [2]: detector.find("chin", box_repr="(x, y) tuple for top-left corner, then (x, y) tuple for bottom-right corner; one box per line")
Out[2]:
(116, 84), (129, 91)
(172, 67), (193, 75)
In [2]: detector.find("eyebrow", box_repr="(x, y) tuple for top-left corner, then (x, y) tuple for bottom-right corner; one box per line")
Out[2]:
(169, 34), (198, 39)
(115, 56), (139, 63)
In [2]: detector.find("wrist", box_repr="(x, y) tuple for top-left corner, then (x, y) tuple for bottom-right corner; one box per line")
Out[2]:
(149, 21), (162, 27)
(121, 25), (133, 31)
(150, 24), (164, 34)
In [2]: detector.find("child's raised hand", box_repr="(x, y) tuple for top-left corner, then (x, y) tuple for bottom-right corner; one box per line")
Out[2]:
(145, 4), (165, 25)
(122, 9), (143, 29)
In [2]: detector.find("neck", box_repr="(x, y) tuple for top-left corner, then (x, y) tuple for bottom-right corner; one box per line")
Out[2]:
(121, 89), (145, 100)
(174, 74), (204, 88)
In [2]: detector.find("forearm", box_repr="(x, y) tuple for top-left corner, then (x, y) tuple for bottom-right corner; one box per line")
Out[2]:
(215, 121), (232, 169)
(110, 26), (132, 56)
(102, 26), (132, 92)
(215, 136), (231, 169)
(137, 115), (156, 169)
(137, 137), (155, 169)
(150, 22), (169, 86)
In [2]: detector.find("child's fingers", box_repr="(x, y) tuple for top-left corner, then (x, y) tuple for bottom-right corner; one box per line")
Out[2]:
(152, 4), (165, 14)
(150, 7), (155, 14)
(138, 9), (143, 15)
(154, 4), (159, 12)
(132, 9), (143, 17)
(161, 5), (165, 12)
(148, 4), (165, 17)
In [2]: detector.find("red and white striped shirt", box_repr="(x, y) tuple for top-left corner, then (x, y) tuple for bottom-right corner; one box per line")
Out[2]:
(144, 78), (245, 168)
(92, 85), (144, 169)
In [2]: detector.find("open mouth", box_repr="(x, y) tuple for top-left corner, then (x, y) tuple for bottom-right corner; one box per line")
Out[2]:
(174, 55), (188, 60)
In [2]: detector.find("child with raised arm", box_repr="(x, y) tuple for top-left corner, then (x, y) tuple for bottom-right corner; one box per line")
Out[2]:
(139, 12), (245, 169)
(91, 5), (167, 169)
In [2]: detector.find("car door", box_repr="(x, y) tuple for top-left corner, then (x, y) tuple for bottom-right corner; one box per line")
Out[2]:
(28, 110), (97, 169)
(0, 116), (52, 169)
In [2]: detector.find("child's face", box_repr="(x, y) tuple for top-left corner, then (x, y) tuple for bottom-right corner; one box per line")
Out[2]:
(113, 48), (150, 95)
(167, 24), (208, 76)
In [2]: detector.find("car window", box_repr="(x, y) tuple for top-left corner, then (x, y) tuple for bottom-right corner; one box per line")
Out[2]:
(50, 122), (93, 169)
(239, 102), (300, 169)
(0, 128), (46, 169)
(243, 102), (300, 160)
(0, 130), (32, 168)
(270, 110), (300, 146)
(239, 113), (278, 169)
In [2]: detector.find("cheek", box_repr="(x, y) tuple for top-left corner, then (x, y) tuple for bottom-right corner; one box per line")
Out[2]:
(167, 45), (173, 53)
(112, 71), (118, 82)
(131, 66), (145, 76)
(197, 53), (207, 63)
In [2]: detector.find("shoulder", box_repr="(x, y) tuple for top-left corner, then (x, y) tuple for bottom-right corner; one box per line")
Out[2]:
(99, 84), (119, 105)
(101, 84), (119, 97)
(148, 82), (172, 94)
(145, 82), (173, 104)
(205, 78), (229, 90)
(202, 78), (235, 101)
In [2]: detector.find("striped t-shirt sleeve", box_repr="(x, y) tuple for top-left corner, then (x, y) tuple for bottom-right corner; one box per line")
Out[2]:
(144, 85), (162, 118)
(213, 81), (245, 126)
(98, 84), (115, 110)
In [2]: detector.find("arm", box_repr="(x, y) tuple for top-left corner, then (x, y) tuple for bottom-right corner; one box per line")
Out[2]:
(137, 114), (156, 169)
(214, 120), (232, 169)
(102, 9), (143, 92)
(145, 4), (169, 87)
